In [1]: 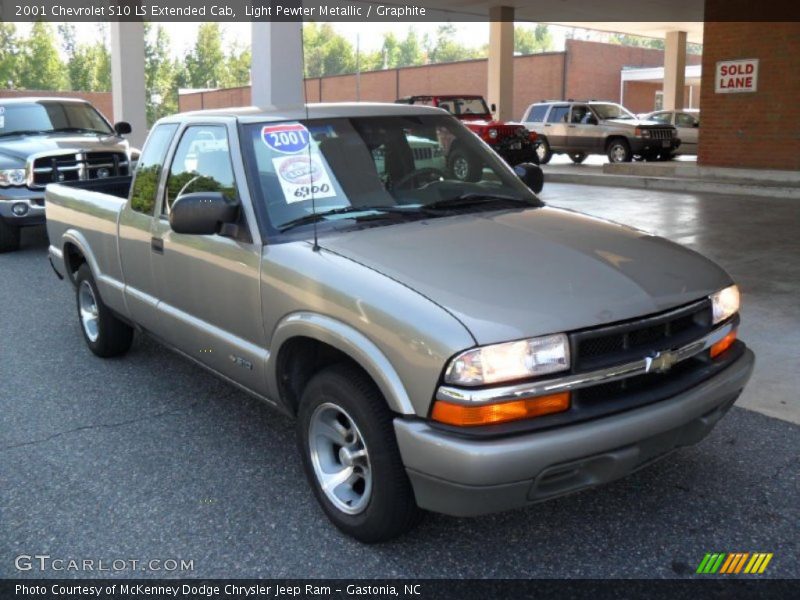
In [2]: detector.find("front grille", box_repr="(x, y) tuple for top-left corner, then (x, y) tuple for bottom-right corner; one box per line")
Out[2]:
(572, 299), (712, 372)
(648, 128), (674, 140)
(30, 151), (129, 188)
(412, 147), (437, 160)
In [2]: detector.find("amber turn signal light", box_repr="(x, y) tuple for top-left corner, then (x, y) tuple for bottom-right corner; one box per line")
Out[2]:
(431, 392), (570, 427)
(710, 329), (737, 358)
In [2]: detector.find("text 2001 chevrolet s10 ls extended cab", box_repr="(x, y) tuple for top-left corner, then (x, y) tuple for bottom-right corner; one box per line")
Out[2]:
(46, 103), (754, 542)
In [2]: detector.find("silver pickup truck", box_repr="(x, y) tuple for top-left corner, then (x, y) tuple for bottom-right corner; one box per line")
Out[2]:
(46, 103), (754, 542)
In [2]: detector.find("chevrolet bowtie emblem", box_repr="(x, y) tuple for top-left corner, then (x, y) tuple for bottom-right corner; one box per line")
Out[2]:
(645, 350), (678, 374)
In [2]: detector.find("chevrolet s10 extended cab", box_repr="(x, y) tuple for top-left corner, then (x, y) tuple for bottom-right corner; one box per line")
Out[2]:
(46, 103), (754, 542)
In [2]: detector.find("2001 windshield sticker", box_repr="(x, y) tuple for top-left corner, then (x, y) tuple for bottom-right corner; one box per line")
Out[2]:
(273, 155), (337, 204)
(262, 123), (310, 154)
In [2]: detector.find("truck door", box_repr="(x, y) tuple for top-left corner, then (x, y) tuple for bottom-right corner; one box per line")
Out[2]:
(567, 104), (595, 152)
(118, 123), (178, 333)
(150, 123), (268, 395)
(543, 104), (569, 150)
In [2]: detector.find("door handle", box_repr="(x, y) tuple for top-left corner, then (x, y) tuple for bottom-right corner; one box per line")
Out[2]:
(544, 123), (551, 127)
(568, 125), (577, 128)
(151, 237), (164, 254)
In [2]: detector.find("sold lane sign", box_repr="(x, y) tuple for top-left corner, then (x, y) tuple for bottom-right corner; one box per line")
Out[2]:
(715, 59), (759, 93)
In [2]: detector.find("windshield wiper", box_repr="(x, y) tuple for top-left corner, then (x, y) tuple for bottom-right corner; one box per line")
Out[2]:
(279, 205), (419, 232)
(424, 193), (535, 211)
(0, 129), (49, 138)
(50, 127), (112, 135)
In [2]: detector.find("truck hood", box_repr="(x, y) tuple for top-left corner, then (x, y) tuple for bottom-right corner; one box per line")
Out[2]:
(602, 118), (668, 129)
(319, 207), (732, 345)
(0, 133), (129, 164)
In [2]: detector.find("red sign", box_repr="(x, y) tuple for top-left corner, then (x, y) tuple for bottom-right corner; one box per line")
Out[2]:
(715, 59), (759, 94)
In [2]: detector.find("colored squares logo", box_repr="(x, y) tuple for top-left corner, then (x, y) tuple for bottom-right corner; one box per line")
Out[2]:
(696, 552), (773, 574)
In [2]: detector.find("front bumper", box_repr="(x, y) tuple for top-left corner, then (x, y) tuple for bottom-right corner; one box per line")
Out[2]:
(629, 137), (681, 155)
(394, 347), (754, 517)
(0, 189), (46, 226)
(493, 143), (540, 166)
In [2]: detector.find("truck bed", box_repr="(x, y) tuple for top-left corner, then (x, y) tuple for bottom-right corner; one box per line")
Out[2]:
(45, 177), (131, 316)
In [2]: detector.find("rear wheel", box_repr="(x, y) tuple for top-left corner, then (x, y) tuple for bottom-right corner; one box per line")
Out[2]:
(297, 364), (422, 543)
(568, 152), (587, 164)
(75, 264), (134, 358)
(536, 139), (553, 164)
(607, 139), (632, 163)
(0, 219), (21, 253)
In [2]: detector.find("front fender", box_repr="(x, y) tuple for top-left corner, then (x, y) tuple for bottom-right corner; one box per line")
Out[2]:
(267, 312), (415, 415)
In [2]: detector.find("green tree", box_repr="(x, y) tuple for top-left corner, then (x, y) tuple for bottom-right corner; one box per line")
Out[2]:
(17, 22), (68, 90)
(514, 24), (553, 55)
(185, 23), (228, 88)
(396, 28), (425, 67)
(144, 24), (179, 125)
(0, 23), (20, 87)
(302, 23), (355, 77)
(609, 33), (665, 50)
(424, 25), (483, 64)
(225, 43), (251, 87)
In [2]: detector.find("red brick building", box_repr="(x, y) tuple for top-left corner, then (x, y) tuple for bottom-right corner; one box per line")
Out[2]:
(179, 39), (701, 121)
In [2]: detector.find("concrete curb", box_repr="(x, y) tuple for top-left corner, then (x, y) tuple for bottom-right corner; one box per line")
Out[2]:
(544, 171), (800, 199)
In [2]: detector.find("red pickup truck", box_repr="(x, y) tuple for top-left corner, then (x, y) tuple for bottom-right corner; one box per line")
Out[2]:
(396, 95), (540, 182)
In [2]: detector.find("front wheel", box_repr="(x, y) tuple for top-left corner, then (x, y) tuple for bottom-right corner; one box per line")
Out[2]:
(607, 139), (632, 163)
(536, 139), (553, 164)
(0, 219), (21, 253)
(75, 264), (134, 358)
(297, 364), (422, 543)
(568, 152), (587, 164)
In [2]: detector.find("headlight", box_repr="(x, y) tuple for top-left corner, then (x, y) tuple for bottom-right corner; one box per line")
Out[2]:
(0, 169), (26, 187)
(445, 333), (570, 386)
(710, 285), (740, 324)
(488, 128), (498, 139)
(635, 127), (651, 138)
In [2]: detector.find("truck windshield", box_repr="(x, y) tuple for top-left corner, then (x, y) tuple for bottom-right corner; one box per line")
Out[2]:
(241, 114), (540, 235)
(0, 101), (114, 137)
(437, 98), (491, 117)
(591, 103), (636, 120)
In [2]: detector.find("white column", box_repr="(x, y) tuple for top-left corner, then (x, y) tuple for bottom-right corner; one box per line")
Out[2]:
(487, 6), (514, 121)
(110, 22), (147, 148)
(251, 21), (304, 108)
(663, 31), (687, 111)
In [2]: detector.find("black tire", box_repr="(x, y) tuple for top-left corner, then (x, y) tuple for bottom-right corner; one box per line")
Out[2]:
(0, 219), (21, 253)
(606, 138), (632, 163)
(568, 152), (587, 164)
(297, 364), (422, 543)
(536, 138), (553, 164)
(447, 147), (482, 182)
(75, 263), (134, 358)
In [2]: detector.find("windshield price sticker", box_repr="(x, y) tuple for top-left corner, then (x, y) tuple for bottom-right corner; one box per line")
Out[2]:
(273, 155), (337, 204)
(262, 123), (311, 154)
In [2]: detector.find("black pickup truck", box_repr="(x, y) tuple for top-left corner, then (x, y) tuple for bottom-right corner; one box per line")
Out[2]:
(0, 97), (137, 252)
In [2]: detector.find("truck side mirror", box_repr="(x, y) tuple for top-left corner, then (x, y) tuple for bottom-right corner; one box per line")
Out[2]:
(514, 163), (544, 194)
(114, 121), (132, 136)
(170, 192), (239, 235)
(490, 103), (497, 113)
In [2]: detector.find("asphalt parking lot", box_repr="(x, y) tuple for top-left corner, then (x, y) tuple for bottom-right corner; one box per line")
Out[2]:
(1, 183), (798, 579)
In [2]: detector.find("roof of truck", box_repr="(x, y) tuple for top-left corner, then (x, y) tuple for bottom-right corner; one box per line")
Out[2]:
(166, 102), (446, 124)
(0, 97), (91, 105)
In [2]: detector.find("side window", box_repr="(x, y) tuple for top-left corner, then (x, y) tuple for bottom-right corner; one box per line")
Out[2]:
(129, 123), (178, 214)
(524, 105), (549, 123)
(546, 106), (569, 123)
(676, 113), (698, 127)
(163, 125), (237, 214)
(649, 112), (673, 124)
(570, 105), (590, 124)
